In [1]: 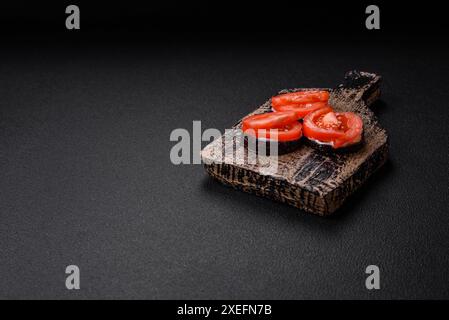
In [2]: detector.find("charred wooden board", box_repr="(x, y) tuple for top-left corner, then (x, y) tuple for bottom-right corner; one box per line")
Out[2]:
(201, 71), (389, 216)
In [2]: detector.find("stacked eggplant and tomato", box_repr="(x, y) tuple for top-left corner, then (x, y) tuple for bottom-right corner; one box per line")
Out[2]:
(242, 90), (364, 154)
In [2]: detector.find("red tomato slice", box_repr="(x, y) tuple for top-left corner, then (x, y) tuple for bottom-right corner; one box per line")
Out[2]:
(242, 111), (298, 130)
(303, 107), (346, 141)
(333, 112), (363, 148)
(242, 111), (302, 142)
(272, 102), (329, 119)
(244, 122), (302, 142)
(303, 107), (363, 148)
(271, 90), (329, 107)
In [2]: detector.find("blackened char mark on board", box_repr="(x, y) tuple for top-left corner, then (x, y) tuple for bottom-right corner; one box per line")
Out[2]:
(293, 153), (328, 183)
(235, 166), (244, 182)
(306, 161), (338, 192)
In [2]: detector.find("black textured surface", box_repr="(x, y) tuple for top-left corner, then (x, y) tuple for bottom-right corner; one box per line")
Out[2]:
(1, 35), (449, 299)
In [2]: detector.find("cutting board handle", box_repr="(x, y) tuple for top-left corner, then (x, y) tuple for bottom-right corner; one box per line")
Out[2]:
(336, 70), (382, 107)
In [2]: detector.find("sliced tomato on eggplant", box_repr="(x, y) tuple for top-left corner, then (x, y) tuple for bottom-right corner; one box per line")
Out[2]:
(242, 111), (302, 154)
(303, 107), (364, 151)
(271, 90), (329, 107)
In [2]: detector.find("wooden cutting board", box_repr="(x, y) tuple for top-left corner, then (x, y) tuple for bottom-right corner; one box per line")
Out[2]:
(201, 71), (389, 216)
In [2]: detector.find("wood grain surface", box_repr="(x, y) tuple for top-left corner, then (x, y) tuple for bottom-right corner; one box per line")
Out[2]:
(201, 71), (389, 216)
